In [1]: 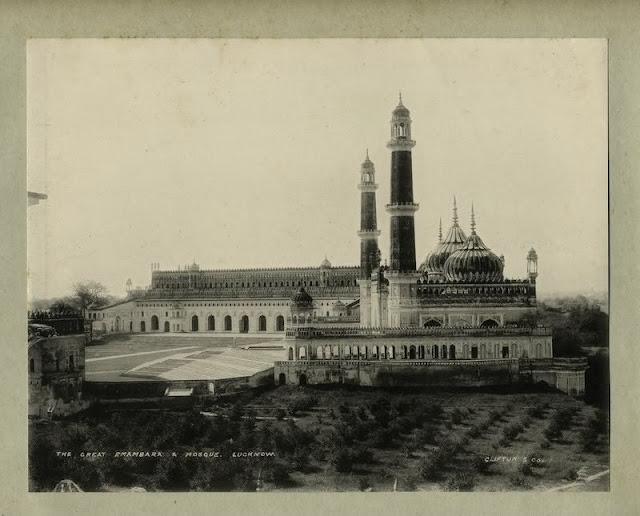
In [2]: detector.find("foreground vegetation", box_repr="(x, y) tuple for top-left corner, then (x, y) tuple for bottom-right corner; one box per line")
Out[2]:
(30, 386), (609, 492)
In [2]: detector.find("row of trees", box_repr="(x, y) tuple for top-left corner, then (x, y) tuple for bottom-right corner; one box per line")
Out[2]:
(30, 281), (115, 315)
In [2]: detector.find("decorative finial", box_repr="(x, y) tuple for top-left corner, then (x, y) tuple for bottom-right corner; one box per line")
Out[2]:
(452, 196), (459, 225)
(366, 148), (369, 160)
(471, 203), (476, 234)
(399, 91), (403, 105)
(438, 218), (443, 243)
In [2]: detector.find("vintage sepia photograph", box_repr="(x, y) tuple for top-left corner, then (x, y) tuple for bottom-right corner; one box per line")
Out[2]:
(26, 38), (609, 493)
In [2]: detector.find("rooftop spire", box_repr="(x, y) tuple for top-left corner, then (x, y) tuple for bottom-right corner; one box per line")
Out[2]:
(366, 148), (369, 160)
(398, 91), (403, 105)
(452, 196), (459, 225)
(471, 203), (476, 234)
(438, 218), (443, 243)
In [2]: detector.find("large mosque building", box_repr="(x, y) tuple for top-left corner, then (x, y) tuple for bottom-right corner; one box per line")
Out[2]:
(91, 96), (587, 395)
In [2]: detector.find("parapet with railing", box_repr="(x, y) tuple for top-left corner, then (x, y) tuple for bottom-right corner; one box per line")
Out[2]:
(285, 326), (553, 339)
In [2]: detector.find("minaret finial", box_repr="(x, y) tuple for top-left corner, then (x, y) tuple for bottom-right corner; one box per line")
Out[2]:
(399, 91), (403, 104)
(438, 218), (443, 243)
(366, 148), (369, 160)
(452, 196), (459, 225)
(471, 203), (476, 234)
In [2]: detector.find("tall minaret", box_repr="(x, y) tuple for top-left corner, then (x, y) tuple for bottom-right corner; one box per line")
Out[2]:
(357, 150), (381, 327)
(386, 93), (418, 271)
(385, 94), (420, 327)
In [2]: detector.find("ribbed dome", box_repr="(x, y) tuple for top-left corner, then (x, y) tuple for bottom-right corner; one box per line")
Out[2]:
(443, 208), (503, 283)
(419, 200), (467, 275)
(361, 153), (375, 171)
(291, 287), (313, 307)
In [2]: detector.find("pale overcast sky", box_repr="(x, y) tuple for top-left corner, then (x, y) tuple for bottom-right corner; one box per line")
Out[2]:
(27, 39), (607, 300)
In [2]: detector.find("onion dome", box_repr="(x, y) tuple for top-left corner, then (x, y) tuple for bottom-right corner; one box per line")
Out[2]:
(291, 287), (313, 308)
(419, 197), (467, 275)
(361, 150), (375, 172)
(443, 205), (504, 283)
(393, 92), (410, 117)
(333, 299), (346, 312)
(320, 256), (332, 269)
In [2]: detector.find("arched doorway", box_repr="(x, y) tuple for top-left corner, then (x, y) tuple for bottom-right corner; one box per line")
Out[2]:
(164, 321), (170, 332)
(288, 347), (294, 360)
(240, 315), (249, 333)
(278, 373), (286, 385)
(224, 315), (232, 331)
(480, 319), (499, 328)
(115, 316), (121, 331)
(432, 345), (439, 359)
(449, 345), (456, 360)
(276, 315), (285, 331)
(471, 346), (478, 359)
(258, 315), (267, 332)
(424, 319), (442, 327)
(140, 320), (146, 332)
(191, 315), (199, 332)
(129, 321), (133, 332)
(441, 345), (447, 359)
(208, 315), (215, 331)
(299, 374), (307, 386)
(409, 345), (417, 359)
(151, 315), (159, 331)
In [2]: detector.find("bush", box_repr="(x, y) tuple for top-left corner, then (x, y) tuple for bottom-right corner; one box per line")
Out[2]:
(445, 471), (476, 491)
(563, 468), (578, 481)
(275, 408), (286, 420)
(526, 404), (546, 419)
(509, 473), (532, 490)
(540, 439), (551, 449)
(450, 408), (465, 425)
(579, 426), (599, 452)
(419, 456), (440, 481)
(502, 423), (524, 441)
(332, 449), (353, 473)
(403, 474), (419, 492)
(518, 461), (533, 476)
(358, 477), (371, 491)
(472, 455), (491, 474)
(467, 425), (481, 438)
(543, 420), (563, 441)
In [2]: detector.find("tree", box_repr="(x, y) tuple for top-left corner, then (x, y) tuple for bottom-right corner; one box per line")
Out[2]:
(72, 281), (110, 313)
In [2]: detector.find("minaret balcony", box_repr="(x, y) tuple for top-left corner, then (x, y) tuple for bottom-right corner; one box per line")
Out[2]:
(387, 138), (416, 151)
(385, 202), (419, 215)
(357, 229), (381, 239)
(358, 182), (379, 192)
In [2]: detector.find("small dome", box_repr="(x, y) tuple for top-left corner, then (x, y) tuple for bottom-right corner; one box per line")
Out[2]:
(320, 257), (332, 269)
(392, 95), (410, 117)
(361, 151), (375, 171)
(333, 299), (346, 310)
(527, 248), (538, 260)
(291, 287), (313, 307)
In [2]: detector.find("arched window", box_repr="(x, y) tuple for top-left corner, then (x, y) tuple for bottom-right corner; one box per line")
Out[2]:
(292, 315), (298, 324)
(259, 315), (267, 331)
(480, 318), (499, 328)
(449, 345), (456, 360)
(432, 345), (439, 359)
(164, 321), (170, 332)
(140, 321), (146, 332)
(409, 345), (416, 360)
(69, 354), (74, 371)
(29, 358), (35, 373)
(192, 315), (199, 332)
(224, 315), (232, 331)
(208, 315), (215, 331)
(276, 315), (285, 331)
(151, 315), (159, 331)
(299, 315), (306, 324)
(288, 347), (294, 360)
(240, 315), (249, 333)
(424, 319), (442, 327)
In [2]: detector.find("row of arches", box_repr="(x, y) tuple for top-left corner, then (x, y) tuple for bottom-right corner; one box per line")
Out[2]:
(140, 314), (285, 333)
(287, 341), (551, 361)
(423, 318), (499, 328)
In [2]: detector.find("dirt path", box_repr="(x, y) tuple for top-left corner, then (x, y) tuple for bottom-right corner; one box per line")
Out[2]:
(545, 468), (609, 492)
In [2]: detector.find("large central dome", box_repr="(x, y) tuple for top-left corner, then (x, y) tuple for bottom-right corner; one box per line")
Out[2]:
(443, 207), (504, 283)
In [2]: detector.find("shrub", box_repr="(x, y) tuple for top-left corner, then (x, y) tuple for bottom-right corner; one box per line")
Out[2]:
(358, 477), (371, 491)
(419, 456), (440, 481)
(467, 425), (481, 438)
(518, 461), (533, 476)
(472, 455), (491, 474)
(579, 426), (599, 452)
(445, 472), (476, 491)
(509, 473), (531, 490)
(352, 446), (375, 464)
(332, 449), (353, 473)
(540, 439), (551, 449)
(563, 468), (578, 481)
(543, 420), (563, 441)
(526, 404), (546, 419)
(275, 408), (286, 420)
(450, 408), (465, 425)
(502, 423), (523, 441)
(403, 474), (419, 492)
(520, 416), (532, 428)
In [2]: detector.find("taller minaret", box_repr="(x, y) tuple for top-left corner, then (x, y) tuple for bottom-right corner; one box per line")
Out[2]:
(357, 150), (381, 327)
(384, 94), (421, 327)
(386, 93), (418, 271)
